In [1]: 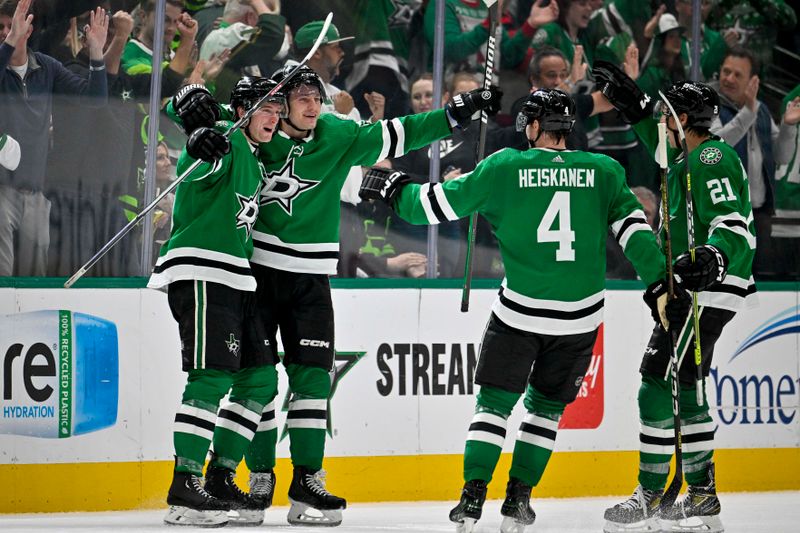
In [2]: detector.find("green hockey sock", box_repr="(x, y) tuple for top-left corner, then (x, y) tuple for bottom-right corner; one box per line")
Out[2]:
(463, 386), (519, 483)
(210, 366), (277, 471)
(508, 385), (566, 487)
(638, 374), (676, 491)
(679, 384), (714, 486)
(244, 398), (278, 473)
(174, 369), (234, 475)
(286, 364), (331, 470)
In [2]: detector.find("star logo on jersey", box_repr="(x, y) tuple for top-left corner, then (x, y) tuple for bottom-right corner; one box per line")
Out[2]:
(699, 146), (722, 165)
(261, 159), (319, 215)
(278, 351), (366, 439)
(119, 89), (133, 102)
(235, 191), (260, 237)
(388, 0), (421, 28)
(225, 334), (241, 357)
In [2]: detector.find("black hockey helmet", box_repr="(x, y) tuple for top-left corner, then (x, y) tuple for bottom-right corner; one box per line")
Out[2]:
(271, 64), (327, 101)
(657, 81), (719, 129)
(516, 88), (576, 134)
(230, 76), (287, 119)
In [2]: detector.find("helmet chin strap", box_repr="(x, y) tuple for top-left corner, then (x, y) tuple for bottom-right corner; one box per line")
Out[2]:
(284, 114), (311, 136)
(528, 121), (544, 147)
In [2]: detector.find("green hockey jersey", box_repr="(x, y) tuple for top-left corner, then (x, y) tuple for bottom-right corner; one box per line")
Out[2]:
(148, 122), (265, 291)
(634, 118), (757, 310)
(394, 147), (667, 335)
(252, 110), (452, 274)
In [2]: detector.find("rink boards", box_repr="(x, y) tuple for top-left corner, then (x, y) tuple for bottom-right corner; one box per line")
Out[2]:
(0, 285), (798, 512)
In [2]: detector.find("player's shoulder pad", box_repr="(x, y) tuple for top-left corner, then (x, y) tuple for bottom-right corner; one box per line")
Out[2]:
(693, 138), (740, 169)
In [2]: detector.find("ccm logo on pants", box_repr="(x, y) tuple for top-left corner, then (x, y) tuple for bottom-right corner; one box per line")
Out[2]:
(300, 339), (331, 348)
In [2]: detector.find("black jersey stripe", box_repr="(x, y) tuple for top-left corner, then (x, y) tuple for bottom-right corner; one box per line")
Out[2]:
(720, 218), (749, 231)
(175, 413), (216, 432)
(287, 409), (327, 420)
(154, 256), (252, 276)
(260, 410), (275, 422)
(519, 422), (557, 441)
(614, 216), (649, 244)
(254, 239), (339, 260)
(499, 289), (604, 320)
(218, 409), (259, 434)
(640, 433), (674, 447)
(386, 120), (399, 157)
(705, 283), (757, 298)
(468, 421), (507, 438)
(427, 186), (448, 222)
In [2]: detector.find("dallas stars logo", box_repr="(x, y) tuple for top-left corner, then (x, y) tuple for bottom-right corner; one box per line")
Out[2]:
(225, 333), (241, 357)
(235, 191), (259, 237)
(279, 351), (366, 438)
(388, 0), (421, 28)
(699, 146), (722, 165)
(261, 159), (319, 215)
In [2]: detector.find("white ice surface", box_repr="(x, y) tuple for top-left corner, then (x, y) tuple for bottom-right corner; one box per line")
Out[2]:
(1, 492), (797, 533)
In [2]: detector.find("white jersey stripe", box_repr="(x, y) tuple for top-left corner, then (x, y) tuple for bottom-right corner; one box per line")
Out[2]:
(377, 120), (392, 162)
(467, 429), (506, 448)
(641, 442), (674, 455)
(419, 183), (439, 224)
(682, 421), (716, 435)
(289, 399), (328, 411)
(432, 183), (459, 221)
(215, 416), (256, 441)
(516, 431), (556, 450)
(286, 419), (327, 430)
(174, 421), (214, 441)
(522, 413), (559, 432)
(391, 118), (405, 157)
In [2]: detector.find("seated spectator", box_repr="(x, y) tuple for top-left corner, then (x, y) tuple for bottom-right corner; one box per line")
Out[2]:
(0, 0), (108, 277)
(0, 131), (20, 171)
(711, 47), (800, 279)
(200, 0), (287, 101)
(772, 87), (800, 280)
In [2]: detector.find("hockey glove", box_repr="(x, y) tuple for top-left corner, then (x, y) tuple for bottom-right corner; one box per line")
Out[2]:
(445, 86), (503, 128)
(592, 60), (653, 124)
(674, 245), (728, 292)
(359, 167), (412, 206)
(173, 84), (220, 134)
(644, 278), (691, 331)
(186, 127), (231, 163)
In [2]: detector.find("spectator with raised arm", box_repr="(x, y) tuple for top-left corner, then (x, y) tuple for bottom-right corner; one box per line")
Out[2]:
(0, 0), (108, 277)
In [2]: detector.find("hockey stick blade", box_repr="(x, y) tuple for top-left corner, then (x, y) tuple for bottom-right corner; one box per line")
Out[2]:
(65, 14), (334, 288)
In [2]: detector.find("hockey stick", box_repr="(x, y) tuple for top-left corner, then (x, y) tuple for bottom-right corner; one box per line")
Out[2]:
(461, 0), (501, 312)
(658, 90), (704, 408)
(64, 13), (334, 289)
(656, 120), (684, 510)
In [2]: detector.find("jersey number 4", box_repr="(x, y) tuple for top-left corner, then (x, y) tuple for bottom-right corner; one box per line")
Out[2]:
(537, 191), (576, 261)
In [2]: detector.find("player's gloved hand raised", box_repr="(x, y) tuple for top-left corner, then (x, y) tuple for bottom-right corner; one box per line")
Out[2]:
(445, 85), (503, 128)
(674, 245), (728, 292)
(359, 167), (411, 206)
(186, 127), (231, 163)
(592, 60), (653, 124)
(644, 278), (691, 331)
(173, 84), (220, 134)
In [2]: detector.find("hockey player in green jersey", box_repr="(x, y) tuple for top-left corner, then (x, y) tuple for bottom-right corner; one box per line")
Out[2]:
(149, 77), (287, 527)
(595, 63), (757, 533)
(359, 88), (689, 533)
(177, 63), (501, 526)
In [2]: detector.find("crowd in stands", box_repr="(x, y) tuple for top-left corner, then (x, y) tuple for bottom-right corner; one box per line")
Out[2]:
(0, 0), (798, 281)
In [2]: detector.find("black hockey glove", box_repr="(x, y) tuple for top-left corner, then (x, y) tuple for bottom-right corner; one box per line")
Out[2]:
(445, 85), (503, 128)
(359, 167), (412, 206)
(173, 84), (220, 134)
(186, 127), (231, 163)
(674, 245), (728, 292)
(644, 278), (691, 331)
(592, 60), (653, 124)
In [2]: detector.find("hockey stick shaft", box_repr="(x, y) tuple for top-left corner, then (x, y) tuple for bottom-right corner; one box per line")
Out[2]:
(64, 13), (334, 289)
(657, 120), (684, 509)
(461, 0), (501, 312)
(658, 91), (704, 407)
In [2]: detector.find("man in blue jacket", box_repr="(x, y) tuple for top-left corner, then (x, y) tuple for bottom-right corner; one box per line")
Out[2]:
(0, 0), (108, 277)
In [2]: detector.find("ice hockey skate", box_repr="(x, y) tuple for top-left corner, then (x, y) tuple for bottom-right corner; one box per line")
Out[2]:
(287, 466), (346, 526)
(249, 470), (276, 509)
(449, 479), (487, 533)
(660, 464), (724, 532)
(164, 470), (229, 527)
(603, 485), (662, 532)
(204, 464), (264, 526)
(500, 478), (536, 533)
